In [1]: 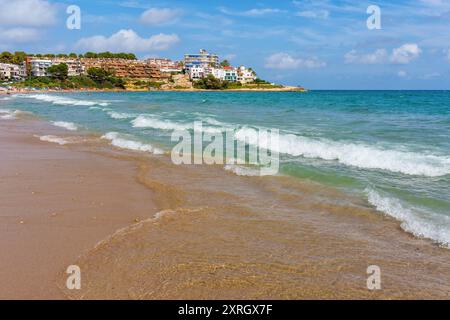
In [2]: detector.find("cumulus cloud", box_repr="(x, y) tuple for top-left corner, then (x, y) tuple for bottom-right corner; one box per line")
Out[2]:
(0, 0), (57, 26)
(139, 8), (182, 25)
(390, 43), (422, 64)
(296, 10), (329, 19)
(0, 27), (40, 42)
(76, 29), (180, 52)
(344, 44), (422, 65)
(344, 49), (388, 64)
(265, 53), (326, 69)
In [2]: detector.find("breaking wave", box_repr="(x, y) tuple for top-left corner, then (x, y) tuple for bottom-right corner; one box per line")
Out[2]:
(107, 111), (136, 120)
(102, 132), (164, 154)
(36, 135), (70, 145)
(0, 108), (30, 120)
(51, 121), (78, 131)
(366, 188), (450, 248)
(14, 94), (110, 107)
(235, 128), (450, 177)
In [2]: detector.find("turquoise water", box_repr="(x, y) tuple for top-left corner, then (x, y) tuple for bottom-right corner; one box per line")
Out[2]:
(1, 91), (449, 246)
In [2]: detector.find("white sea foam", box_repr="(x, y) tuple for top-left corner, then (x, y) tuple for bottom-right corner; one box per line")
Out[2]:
(0, 109), (29, 120)
(224, 164), (266, 177)
(15, 94), (110, 107)
(235, 128), (450, 177)
(51, 121), (78, 131)
(132, 115), (192, 131)
(36, 135), (70, 145)
(0, 97), (11, 101)
(366, 188), (450, 248)
(107, 111), (135, 119)
(132, 115), (225, 134)
(102, 132), (164, 154)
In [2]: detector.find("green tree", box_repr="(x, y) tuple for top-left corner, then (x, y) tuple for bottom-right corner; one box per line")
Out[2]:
(220, 60), (230, 67)
(194, 74), (228, 90)
(87, 67), (114, 83)
(0, 51), (14, 64)
(13, 51), (27, 65)
(47, 63), (69, 81)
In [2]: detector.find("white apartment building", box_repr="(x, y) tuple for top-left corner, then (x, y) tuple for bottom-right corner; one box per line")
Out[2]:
(189, 66), (205, 80)
(237, 66), (257, 83)
(0, 63), (26, 81)
(29, 58), (84, 77)
(52, 58), (84, 76)
(30, 59), (53, 77)
(184, 49), (219, 72)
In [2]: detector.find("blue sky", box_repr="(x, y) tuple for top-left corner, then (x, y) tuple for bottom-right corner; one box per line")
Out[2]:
(1, 0), (450, 89)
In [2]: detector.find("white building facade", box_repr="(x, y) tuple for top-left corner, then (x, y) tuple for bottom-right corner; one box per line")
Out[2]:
(189, 66), (206, 80)
(30, 59), (53, 77)
(0, 63), (26, 81)
(237, 66), (257, 83)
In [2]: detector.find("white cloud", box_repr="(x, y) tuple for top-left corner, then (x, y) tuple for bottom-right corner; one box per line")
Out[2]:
(390, 43), (422, 64)
(0, 27), (40, 43)
(139, 8), (182, 25)
(219, 7), (283, 17)
(296, 10), (329, 19)
(446, 49), (450, 60)
(76, 29), (180, 52)
(344, 49), (388, 64)
(265, 53), (326, 69)
(397, 70), (408, 78)
(344, 44), (422, 65)
(0, 0), (57, 26)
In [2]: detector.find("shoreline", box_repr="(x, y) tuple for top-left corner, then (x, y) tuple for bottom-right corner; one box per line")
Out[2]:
(0, 114), (449, 299)
(1, 86), (307, 95)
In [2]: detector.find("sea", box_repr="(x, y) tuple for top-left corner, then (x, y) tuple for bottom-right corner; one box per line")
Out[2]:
(1, 90), (449, 248)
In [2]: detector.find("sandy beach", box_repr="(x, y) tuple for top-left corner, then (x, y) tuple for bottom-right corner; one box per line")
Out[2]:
(0, 113), (449, 299)
(0, 119), (158, 299)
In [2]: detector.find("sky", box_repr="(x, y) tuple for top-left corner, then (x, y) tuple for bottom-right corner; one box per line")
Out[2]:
(0, 0), (450, 89)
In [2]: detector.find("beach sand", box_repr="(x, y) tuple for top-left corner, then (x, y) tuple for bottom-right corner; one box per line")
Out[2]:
(0, 117), (449, 299)
(0, 119), (157, 299)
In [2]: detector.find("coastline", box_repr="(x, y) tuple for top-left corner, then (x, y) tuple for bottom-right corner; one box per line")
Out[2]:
(0, 86), (307, 95)
(1, 114), (449, 299)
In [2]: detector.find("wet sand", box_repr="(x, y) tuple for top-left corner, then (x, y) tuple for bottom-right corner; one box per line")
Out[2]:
(0, 120), (157, 299)
(0, 117), (449, 299)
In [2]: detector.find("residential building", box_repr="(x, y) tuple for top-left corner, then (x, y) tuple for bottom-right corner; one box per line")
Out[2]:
(28, 58), (53, 77)
(0, 63), (26, 81)
(237, 66), (257, 83)
(211, 67), (225, 80)
(222, 66), (238, 82)
(52, 58), (84, 76)
(189, 66), (205, 80)
(145, 58), (182, 74)
(184, 49), (219, 72)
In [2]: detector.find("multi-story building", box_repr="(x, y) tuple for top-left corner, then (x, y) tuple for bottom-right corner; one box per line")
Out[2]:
(184, 49), (219, 72)
(237, 66), (257, 83)
(52, 58), (84, 77)
(145, 58), (182, 74)
(222, 66), (238, 82)
(189, 66), (205, 80)
(28, 58), (53, 77)
(0, 63), (26, 80)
